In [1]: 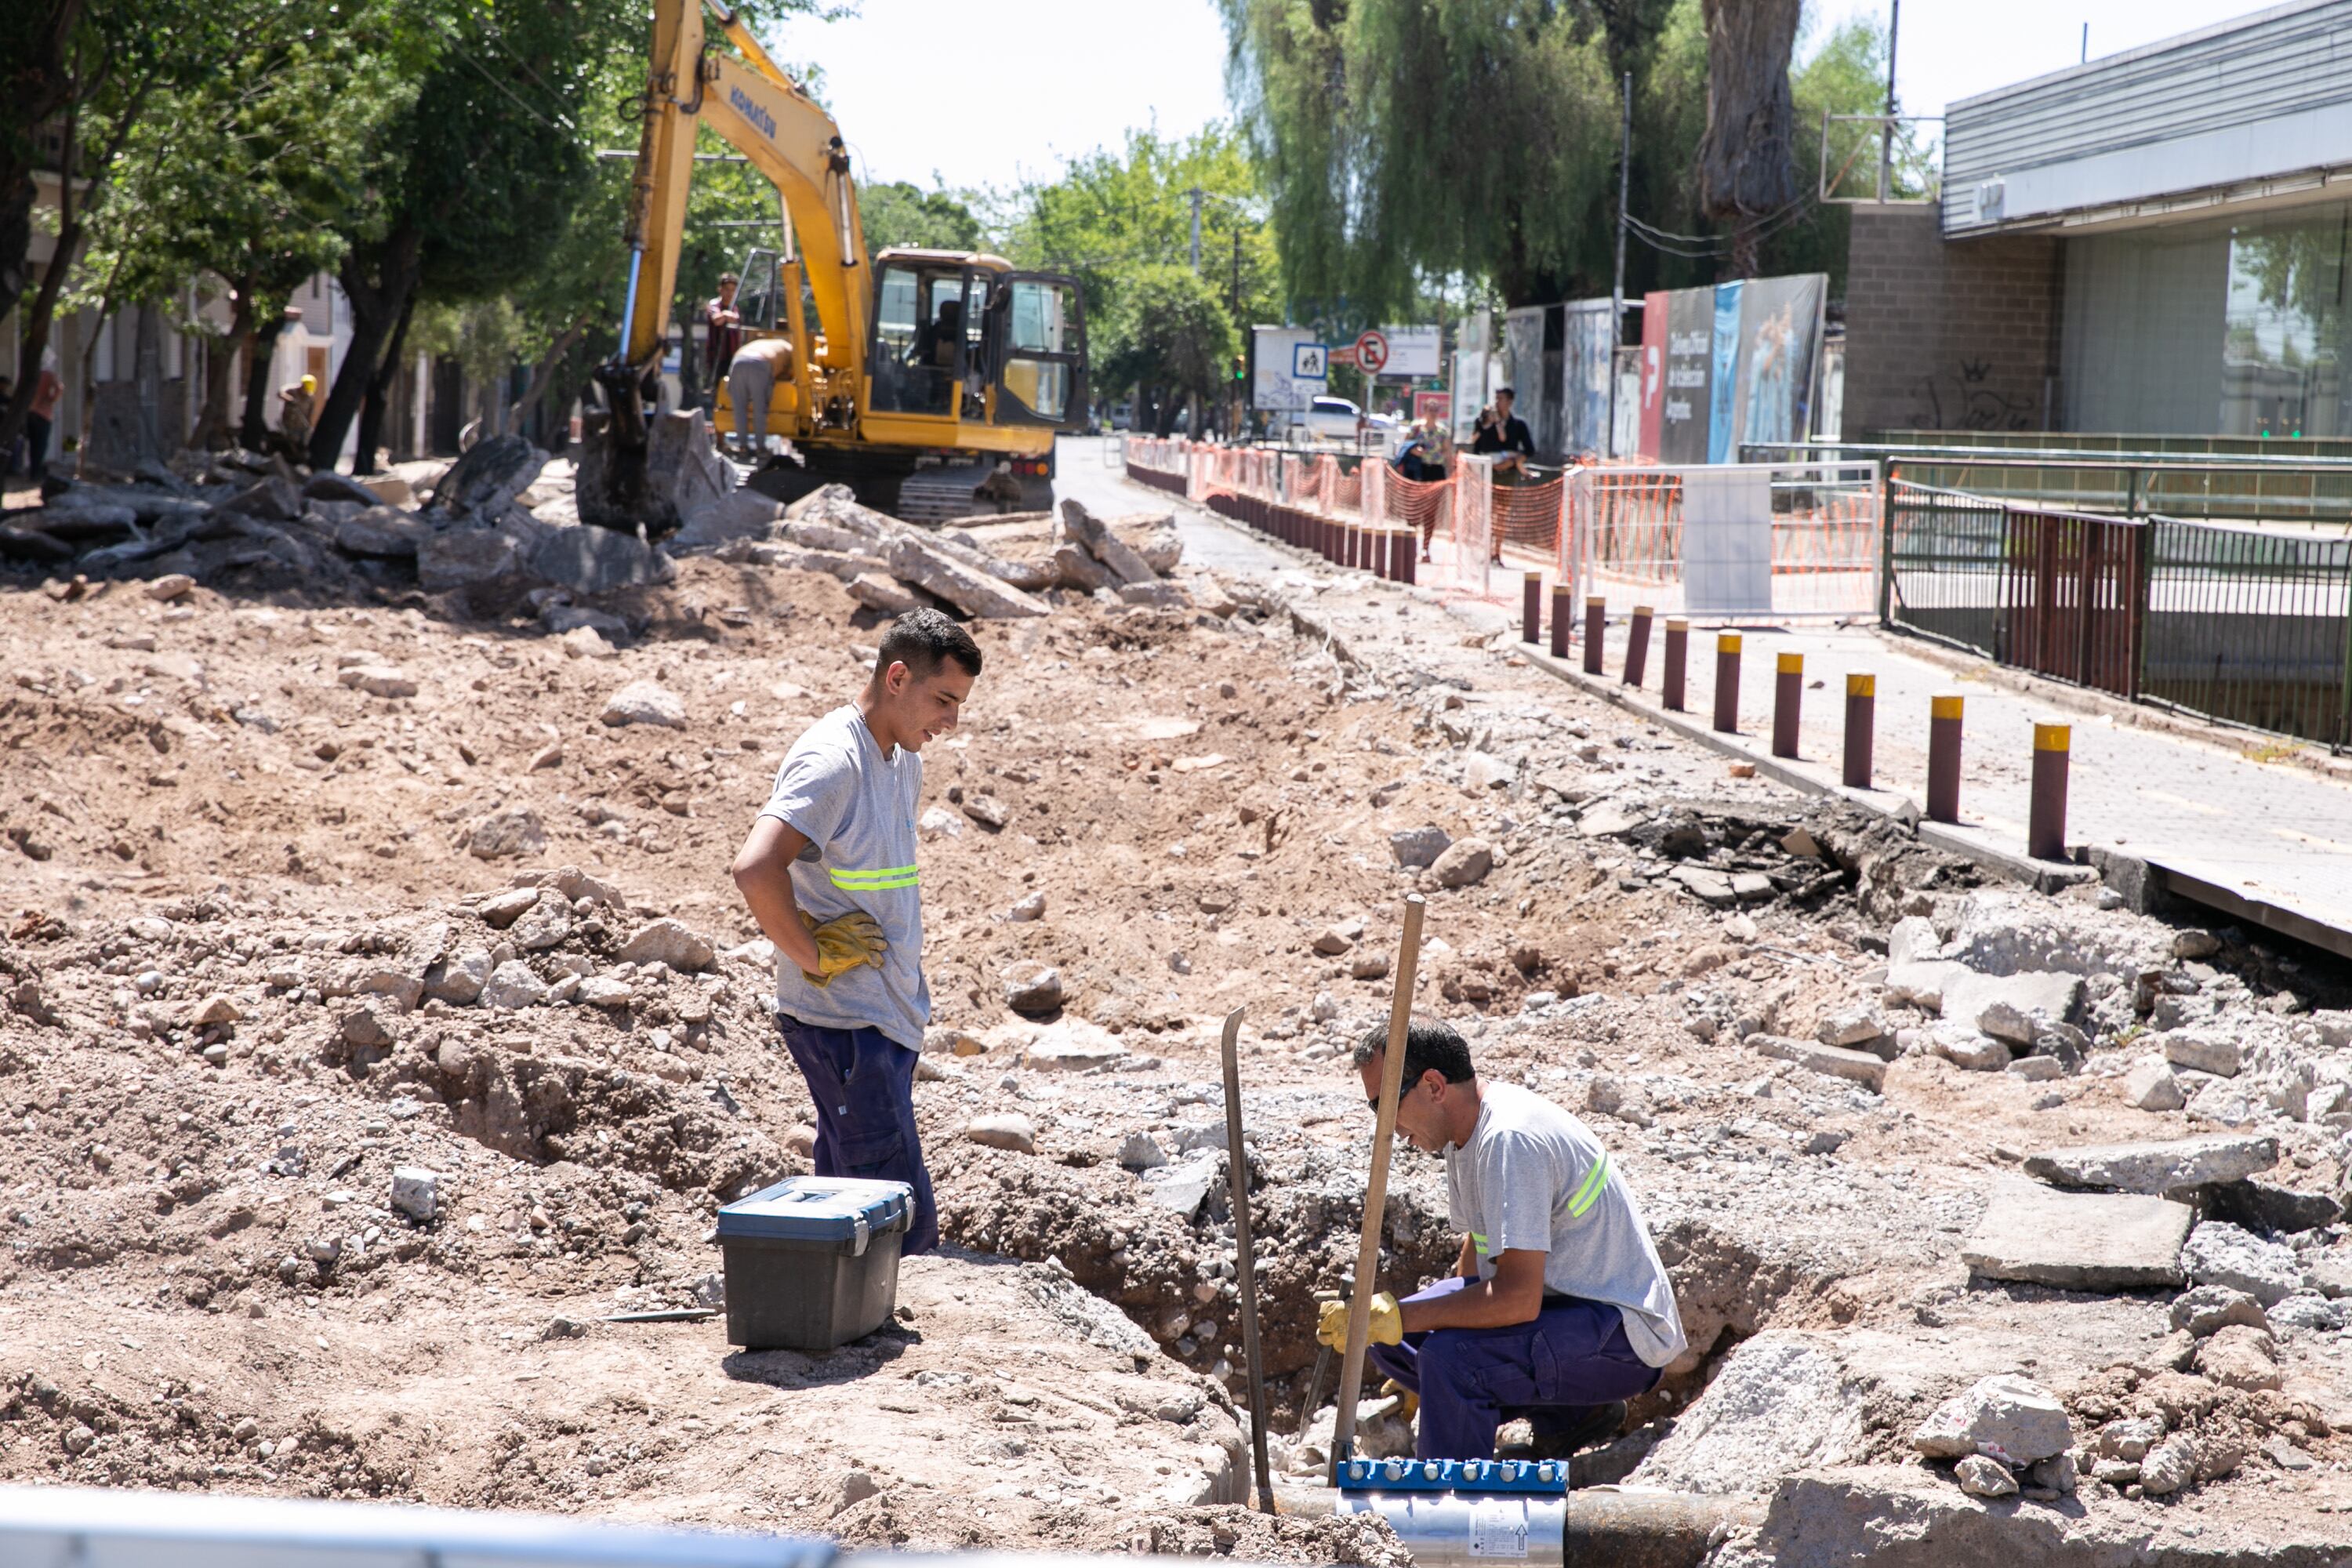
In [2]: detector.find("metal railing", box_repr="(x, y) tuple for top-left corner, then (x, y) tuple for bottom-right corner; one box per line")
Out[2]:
(1749, 439), (2352, 527)
(1887, 480), (2352, 746)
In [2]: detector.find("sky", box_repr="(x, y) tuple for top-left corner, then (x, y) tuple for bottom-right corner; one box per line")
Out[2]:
(787, 0), (2281, 191)
(780, 0), (1236, 192)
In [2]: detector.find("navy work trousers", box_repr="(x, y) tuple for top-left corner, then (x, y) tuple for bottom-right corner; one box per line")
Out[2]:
(775, 1014), (938, 1255)
(1367, 1276), (1660, 1460)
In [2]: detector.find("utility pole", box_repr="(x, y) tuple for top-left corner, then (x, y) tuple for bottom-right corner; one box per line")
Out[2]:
(1606, 70), (1632, 460)
(1188, 187), (1204, 271)
(1879, 0), (1900, 203)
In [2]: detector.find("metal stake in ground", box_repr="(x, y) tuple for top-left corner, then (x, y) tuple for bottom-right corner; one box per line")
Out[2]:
(1218, 1004), (1275, 1515)
(2029, 722), (2071, 862)
(1330, 894), (1427, 1483)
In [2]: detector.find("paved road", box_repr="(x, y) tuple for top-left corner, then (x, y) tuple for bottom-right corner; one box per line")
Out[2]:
(1065, 437), (2352, 959)
(1054, 435), (1291, 575)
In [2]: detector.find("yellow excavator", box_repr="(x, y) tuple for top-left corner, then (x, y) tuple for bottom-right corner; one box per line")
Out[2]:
(583, 0), (1088, 524)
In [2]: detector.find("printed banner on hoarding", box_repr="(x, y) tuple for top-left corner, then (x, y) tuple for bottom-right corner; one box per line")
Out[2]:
(1726, 274), (1826, 451)
(1638, 291), (1668, 459)
(1707, 281), (1743, 464)
(1562, 300), (1614, 459)
(1658, 289), (1715, 466)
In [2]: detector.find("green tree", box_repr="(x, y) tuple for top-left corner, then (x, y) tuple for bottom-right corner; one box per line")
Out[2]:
(989, 123), (1277, 426)
(1099, 263), (1240, 435)
(860, 180), (985, 254)
(69, 23), (419, 448)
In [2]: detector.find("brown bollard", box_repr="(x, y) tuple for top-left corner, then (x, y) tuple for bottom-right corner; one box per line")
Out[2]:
(1623, 605), (1653, 688)
(1549, 586), (1571, 659)
(1396, 534), (1417, 586)
(1927, 695), (1964, 824)
(1663, 619), (1690, 710)
(1712, 633), (1742, 733)
(1843, 673), (1875, 789)
(1772, 652), (1802, 758)
(1523, 572), (1543, 644)
(2029, 723), (2071, 862)
(1583, 597), (1606, 675)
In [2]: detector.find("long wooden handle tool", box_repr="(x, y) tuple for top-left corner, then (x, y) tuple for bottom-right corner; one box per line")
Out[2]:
(1219, 1004), (1276, 1514)
(1329, 893), (1426, 1483)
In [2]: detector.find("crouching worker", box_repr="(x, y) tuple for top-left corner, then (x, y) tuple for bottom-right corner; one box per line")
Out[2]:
(1316, 1018), (1686, 1461)
(729, 608), (983, 1257)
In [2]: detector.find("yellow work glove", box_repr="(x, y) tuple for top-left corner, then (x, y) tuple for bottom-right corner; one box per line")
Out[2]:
(1316, 1291), (1404, 1349)
(797, 909), (887, 988)
(1381, 1378), (1421, 1424)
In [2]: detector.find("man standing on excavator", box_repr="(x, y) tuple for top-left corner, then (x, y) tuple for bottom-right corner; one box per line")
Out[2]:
(729, 608), (982, 1255)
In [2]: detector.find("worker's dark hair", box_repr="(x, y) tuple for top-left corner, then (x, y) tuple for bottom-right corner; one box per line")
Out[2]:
(1352, 1017), (1475, 1086)
(718, 272), (739, 285)
(1496, 386), (1516, 398)
(876, 607), (982, 682)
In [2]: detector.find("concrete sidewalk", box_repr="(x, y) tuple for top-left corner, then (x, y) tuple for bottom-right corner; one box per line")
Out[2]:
(1532, 614), (2352, 960)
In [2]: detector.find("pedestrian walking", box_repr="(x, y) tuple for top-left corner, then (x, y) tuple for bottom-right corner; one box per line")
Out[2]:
(728, 608), (984, 1258)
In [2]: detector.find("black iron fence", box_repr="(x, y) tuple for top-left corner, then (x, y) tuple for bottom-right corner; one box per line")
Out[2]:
(1888, 481), (2352, 748)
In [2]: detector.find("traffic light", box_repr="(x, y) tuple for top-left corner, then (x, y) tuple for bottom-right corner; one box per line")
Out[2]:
(1232, 354), (1246, 383)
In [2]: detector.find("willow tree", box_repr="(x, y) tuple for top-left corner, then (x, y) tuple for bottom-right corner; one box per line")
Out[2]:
(1220, 0), (1624, 314)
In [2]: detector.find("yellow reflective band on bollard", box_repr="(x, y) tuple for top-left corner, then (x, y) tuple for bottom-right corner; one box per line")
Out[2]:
(2034, 724), (2071, 753)
(1848, 673), (1875, 697)
(1931, 695), (1964, 721)
(1777, 653), (1803, 675)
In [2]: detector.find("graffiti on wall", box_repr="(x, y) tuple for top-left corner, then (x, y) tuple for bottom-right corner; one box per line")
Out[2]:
(1906, 358), (2042, 431)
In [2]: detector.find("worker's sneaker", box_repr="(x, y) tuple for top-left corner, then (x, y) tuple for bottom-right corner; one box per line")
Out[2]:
(1499, 1401), (1627, 1462)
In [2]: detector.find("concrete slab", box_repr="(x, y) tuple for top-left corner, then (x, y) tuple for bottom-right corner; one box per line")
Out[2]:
(1748, 1033), (1889, 1091)
(2021, 1134), (2279, 1196)
(1960, 1178), (2193, 1290)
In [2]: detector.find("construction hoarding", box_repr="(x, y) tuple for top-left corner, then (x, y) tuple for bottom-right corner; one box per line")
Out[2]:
(1634, 272), (1828, 463)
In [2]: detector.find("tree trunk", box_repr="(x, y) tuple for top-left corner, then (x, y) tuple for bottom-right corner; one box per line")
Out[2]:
(308, 224), (420, 471)
(0, 100), (81, 461)
(241, 310), (288, 448)
(191, 289), (254, 451)
(0, 0), (88, 340)
(1696, 0), (1801, 277)
(352, 289), (416, 475)
(506, 318), (589, 437)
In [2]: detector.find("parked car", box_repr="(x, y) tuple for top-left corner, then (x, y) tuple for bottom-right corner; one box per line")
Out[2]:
(1292, 394), (1397, 445)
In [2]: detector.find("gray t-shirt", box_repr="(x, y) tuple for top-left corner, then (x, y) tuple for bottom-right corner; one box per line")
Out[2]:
(757, 705), (927, 1051)
(1445, 1081), (1688, 1368)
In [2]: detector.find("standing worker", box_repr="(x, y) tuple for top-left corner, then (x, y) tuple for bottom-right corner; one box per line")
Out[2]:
(729, 608), (983, 1257)
(706, 272), (744, 387)
(278, 373), (317, 462)
(725, 336), (794, 460)
(1317, 1018), (1686, 1461)
(26, 354), (62, 480)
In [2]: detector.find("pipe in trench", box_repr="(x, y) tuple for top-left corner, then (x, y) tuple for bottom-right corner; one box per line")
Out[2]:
(1334, 1488), (1759, 1568)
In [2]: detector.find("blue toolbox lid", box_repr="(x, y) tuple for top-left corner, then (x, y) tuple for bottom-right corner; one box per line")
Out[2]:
(1336, 1456), (1570, 1495)
(717, 1176), (913, 1252)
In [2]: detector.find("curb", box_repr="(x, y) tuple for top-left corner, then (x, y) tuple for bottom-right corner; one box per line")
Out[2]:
(1510, 637), (2107, 898)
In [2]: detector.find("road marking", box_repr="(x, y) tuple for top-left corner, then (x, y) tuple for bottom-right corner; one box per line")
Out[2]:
(2137, 789), (2226, 817)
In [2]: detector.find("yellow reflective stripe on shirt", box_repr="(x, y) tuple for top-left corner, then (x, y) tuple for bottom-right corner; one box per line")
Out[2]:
(1469, 1230), (1490, 1257)
(1567, 1153), (1610, 1219)
(828, 864), (919, 890)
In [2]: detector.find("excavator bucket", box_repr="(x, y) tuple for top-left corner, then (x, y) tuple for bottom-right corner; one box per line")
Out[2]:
(577, 368), (737, 532)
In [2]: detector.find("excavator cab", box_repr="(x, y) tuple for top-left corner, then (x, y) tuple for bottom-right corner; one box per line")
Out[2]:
(865, 254), (1087, 435)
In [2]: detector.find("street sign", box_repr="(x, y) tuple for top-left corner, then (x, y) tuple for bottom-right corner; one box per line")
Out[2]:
(1293, 343), (1329, 381)
(1355, 329), (1390, 376)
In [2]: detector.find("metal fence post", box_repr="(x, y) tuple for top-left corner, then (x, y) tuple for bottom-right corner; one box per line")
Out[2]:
(1878, 460), (1894, 626)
